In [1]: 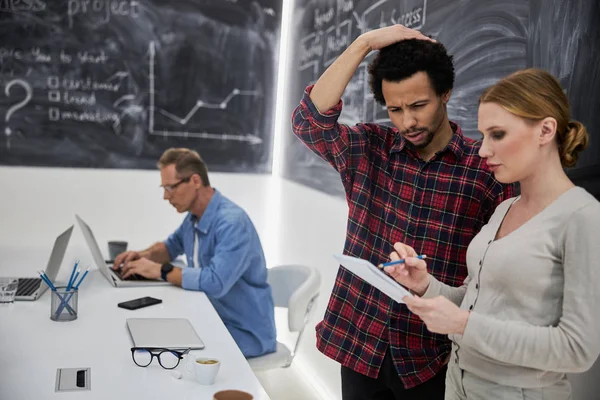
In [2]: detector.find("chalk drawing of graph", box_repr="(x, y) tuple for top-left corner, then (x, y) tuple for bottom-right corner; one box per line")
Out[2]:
(147, 41), (262, 145)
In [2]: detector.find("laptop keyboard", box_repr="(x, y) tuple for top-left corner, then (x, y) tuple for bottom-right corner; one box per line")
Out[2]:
(16, 278), (42, 296)
(113, 268), (151, 281)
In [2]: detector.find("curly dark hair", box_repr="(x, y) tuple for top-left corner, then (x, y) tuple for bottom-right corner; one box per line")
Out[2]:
(368, 39), (455, 105)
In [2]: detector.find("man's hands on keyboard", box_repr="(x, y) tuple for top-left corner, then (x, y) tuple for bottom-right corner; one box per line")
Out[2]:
(111, 251), (142, 271)
(119, 257), (162, 280)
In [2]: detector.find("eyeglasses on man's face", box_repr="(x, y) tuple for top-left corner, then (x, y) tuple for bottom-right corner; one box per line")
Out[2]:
(161, 176), (192, 193)
(131, 347), (191, 369)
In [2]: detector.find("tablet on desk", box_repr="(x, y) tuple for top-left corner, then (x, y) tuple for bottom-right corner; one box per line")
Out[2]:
(126, 318), (205, 350)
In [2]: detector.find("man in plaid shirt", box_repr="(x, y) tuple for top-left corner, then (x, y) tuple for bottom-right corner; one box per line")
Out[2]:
(291, 25), (517, 399)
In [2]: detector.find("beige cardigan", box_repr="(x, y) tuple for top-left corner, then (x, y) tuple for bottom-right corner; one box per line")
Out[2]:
(424, 187), (600, 388)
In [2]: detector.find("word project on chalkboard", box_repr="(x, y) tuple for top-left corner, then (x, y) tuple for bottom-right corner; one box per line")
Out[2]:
(282, 0), (600, 198)
(0, 0), (281, 171)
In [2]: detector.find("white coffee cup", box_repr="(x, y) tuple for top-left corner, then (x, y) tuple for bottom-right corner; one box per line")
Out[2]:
(186, 357), (220, 385)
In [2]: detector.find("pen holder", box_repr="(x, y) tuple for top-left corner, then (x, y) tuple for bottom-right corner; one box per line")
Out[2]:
(50, 286), (78, 322)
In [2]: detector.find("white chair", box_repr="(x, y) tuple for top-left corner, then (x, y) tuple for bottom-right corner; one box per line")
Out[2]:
(248, 264), (321, 372)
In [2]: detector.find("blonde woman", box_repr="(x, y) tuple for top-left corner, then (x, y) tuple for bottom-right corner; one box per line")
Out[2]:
(385, 68), (600, 399)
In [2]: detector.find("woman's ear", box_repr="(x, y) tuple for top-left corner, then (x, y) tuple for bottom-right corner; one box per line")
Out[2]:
(539, 117), (557, 145)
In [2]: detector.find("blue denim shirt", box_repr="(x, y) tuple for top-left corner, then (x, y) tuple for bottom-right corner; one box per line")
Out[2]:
(163, 189), (276, 358)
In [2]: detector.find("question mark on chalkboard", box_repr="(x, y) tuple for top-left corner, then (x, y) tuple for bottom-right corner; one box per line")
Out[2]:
(5, 79), (33, 145)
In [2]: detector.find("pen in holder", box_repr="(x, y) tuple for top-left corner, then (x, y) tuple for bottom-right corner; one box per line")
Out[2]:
(51, 286), (78, 322)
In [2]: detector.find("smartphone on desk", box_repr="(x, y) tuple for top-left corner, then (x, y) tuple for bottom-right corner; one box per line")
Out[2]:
(118, 296), (162, 310)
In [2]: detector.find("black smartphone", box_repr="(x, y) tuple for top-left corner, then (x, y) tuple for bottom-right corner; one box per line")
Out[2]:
(117, 296), (162, 310)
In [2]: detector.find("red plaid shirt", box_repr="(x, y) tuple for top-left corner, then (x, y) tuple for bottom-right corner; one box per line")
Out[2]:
(292, 85), (517, 388)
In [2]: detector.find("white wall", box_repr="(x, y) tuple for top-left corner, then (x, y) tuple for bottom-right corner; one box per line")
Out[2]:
(0, 166), (345, 400)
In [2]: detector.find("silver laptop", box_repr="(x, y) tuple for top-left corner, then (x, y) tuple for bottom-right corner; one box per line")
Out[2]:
(12, 225), (73, 301)
(127, 318), (205, 350)
(75, 214), (169, 288)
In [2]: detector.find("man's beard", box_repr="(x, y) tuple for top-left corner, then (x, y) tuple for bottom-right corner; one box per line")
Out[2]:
(402, 128), (435, 149)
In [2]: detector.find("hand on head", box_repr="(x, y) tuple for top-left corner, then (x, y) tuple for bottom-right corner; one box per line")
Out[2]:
(359, 24), (435, 51)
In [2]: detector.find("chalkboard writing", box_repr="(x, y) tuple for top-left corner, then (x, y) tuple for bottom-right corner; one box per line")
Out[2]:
(283, 0), (600, 198)
(0, 0), (281, 171)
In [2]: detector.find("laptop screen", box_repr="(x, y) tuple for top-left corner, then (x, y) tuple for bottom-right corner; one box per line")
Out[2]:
(45, 226), (74, 281)
(75, 215), (111, 277)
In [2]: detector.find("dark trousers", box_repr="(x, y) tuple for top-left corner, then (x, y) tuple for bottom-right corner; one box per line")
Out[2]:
(341, 350), (447, 400)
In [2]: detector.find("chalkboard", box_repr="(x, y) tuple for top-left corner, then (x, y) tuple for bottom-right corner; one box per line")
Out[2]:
(283, 0), (600, 198)
(0, 0), (281, 172)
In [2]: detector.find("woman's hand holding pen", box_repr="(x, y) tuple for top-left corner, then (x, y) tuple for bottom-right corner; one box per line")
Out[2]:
(386, 242), (470, 335)
(384, 242), (431, 296)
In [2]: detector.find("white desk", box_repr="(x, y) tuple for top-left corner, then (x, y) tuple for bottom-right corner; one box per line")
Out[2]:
(0, 253), (270, 400)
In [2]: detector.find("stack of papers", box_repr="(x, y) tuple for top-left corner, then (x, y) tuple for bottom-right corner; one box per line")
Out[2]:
(333, 254), (412, 303)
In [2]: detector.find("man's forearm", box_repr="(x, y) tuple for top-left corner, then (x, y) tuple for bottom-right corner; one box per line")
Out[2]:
(139, 242), (171, 264)
(309, 38), (371, 112)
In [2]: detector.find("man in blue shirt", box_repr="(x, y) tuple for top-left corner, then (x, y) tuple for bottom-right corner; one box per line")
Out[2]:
(112, 147), (276, 358)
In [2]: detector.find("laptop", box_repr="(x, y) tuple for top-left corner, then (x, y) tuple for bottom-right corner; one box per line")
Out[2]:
(12, 225), (74, 301)
(127, 318), (205, 350)
(75, 214), (169, 288)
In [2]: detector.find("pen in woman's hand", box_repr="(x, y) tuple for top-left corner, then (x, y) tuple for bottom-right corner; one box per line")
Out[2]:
(378, 255), (427, 269)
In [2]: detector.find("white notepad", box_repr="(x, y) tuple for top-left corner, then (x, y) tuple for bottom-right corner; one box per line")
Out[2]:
(333, 254), (413, 303)
(126, 318), (205, 350)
